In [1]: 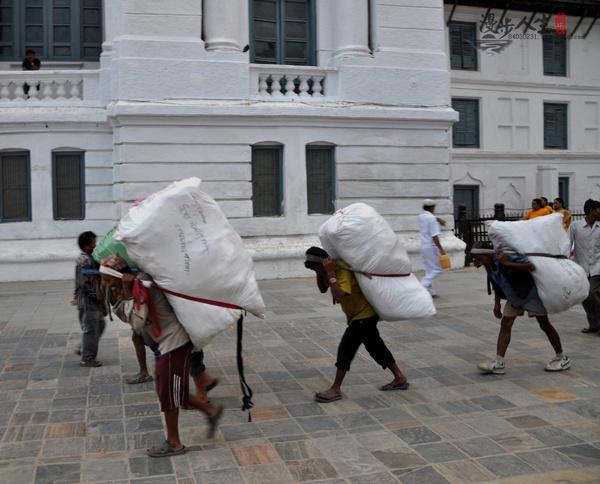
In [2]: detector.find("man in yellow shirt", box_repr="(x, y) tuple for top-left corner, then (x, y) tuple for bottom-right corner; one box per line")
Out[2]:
(523, 198), (553, 220)
(304, 247), (409, 403)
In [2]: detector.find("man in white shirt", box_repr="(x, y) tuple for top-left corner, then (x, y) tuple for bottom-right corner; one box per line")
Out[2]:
(419, 199), (446, 297)
(569, 199), (600, 334)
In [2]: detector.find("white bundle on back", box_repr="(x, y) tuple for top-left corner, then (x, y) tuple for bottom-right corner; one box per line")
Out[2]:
(319, 203), (436, 320)
(488, 213), (589, 313)
(116, 178), (265, 349)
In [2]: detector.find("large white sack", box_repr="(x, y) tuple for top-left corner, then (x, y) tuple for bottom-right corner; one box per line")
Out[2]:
(116, 178), (265, 349)
(488, 213), (589, 314)
(319, 203), (436, 320)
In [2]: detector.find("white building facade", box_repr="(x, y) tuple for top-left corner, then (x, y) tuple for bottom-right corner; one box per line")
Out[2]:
(2, 1), (598, 282)
(445, 1), (600, 216)
(0, 0), (467, 282)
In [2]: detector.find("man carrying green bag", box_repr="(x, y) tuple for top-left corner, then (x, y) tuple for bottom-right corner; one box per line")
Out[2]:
(93, 227), (136, 268)
(93, 228), (152, 383)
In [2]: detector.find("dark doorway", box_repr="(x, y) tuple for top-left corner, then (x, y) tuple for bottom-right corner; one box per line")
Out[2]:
(454, 184), (479, 218)
(558, 176), (570, 208)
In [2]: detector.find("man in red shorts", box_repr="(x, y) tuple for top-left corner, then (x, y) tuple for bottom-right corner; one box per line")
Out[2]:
(100, 255), (223, 457)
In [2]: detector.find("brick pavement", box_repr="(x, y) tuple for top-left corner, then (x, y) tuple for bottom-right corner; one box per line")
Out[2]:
(0, 268), (599, 483)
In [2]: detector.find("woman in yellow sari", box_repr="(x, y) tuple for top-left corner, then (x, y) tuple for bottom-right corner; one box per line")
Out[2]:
(553, 197), (572, 230)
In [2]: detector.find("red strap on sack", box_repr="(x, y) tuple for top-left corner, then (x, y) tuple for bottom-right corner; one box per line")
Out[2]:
(365, 272), (411, 278)
(335, 261), (411, 279)
(133, 279), (162, 338)
(157, 286), (242, 311)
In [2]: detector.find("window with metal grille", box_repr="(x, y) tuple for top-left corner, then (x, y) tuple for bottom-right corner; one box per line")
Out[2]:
(452, 99), (480, 148)
(250, 0), (315, 65)
(306, 145), (335, 215)
(53, 151), (84, 220)
(543, 30), (566, 77)
(0, 151), (31, 222)
(252, 145), (283, 217)
(0, 0), (102, 61)
(449, 21), (477, 70)
(544, 103), (567, 149)
(558, 176), (570, 208)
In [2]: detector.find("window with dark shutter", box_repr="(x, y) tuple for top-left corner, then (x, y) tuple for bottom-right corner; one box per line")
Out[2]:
(544, 103), (567, 149)
(0, 0), (102, 61)
(0, 151), (31, 222)
(306, 145), (335, 215)
(252, 145), (283, 217)
(0, 0), (14, 58)
(543, 30), (566, 77)
(449, 21), (477, 71)
(81, 0), (101, 59)
(53, 151), (84, 220)
(452, 99), (480, 148)
(250, 0), (315, 65)
(25, 0), (45, 58)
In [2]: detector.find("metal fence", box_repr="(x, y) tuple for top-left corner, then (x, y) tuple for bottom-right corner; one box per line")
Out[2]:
(454, 203), (584, 266)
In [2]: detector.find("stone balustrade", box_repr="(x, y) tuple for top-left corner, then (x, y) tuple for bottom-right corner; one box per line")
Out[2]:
(250, 65), (337, 100)
(0, 70), (100, 104)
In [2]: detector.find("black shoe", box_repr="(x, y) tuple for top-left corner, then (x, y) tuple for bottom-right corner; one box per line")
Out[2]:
(581, 328), (599, 334)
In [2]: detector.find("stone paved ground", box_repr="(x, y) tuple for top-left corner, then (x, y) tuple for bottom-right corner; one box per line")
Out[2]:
(1, 268), (600, 484)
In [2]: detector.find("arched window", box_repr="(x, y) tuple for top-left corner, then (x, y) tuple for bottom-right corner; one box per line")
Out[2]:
(52, 149), (85, 220)
(0, 0), (102, 61)
(306, 143), (335, 215)
(252, 143), (283, 217)
(250, 0), (315, 65)
(0, 150), (31, 222)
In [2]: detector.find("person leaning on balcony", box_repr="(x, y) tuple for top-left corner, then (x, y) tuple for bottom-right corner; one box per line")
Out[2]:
(523, 198), (553, 220)
(553, 197), (572, 230)
(21, 49), (41, 98)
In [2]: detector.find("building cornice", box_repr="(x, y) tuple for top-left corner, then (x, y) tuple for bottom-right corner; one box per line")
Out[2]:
(451, 77), (600, 94)
(452, 150), (600, 160)
(107, 101), (458, 128)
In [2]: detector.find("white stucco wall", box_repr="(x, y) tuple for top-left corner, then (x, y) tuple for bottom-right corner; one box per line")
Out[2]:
(446, 6), (600, 212)
(1, 0), (467, 282)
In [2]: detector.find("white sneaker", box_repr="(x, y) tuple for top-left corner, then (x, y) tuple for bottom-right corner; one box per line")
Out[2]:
(478, 359), (506, 375)
(545, 355), (571, 372)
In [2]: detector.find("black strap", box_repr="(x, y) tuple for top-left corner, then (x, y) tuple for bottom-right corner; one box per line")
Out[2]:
(519, 252), (568, 259)
(236, 315), (254, 422)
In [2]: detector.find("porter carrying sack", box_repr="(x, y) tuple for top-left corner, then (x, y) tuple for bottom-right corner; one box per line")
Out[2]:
(116, 178), (266, 349)
(488, 213), (589, 313)
(92, 227), (136, 268)
(319, 203), (436, 320)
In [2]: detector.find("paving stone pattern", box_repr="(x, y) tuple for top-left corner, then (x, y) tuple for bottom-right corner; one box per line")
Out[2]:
(1, 269), (600, 483)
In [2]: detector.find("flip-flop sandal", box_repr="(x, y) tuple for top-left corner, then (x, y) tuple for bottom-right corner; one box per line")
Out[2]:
(146, 441), (186, 458)
(315, 390), (342, 403)
(380, 381), (410, 391)
(126, 373), (154, 385)
(207, 404), (224, 439)
(205, 378), (219, 393)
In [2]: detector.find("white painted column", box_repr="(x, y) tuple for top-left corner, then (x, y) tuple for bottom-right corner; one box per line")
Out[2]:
(101, 0), (123, 49)
(536, 166), (558, 199)
(203, 0), (248, 52)
(333, 0), (370, 58)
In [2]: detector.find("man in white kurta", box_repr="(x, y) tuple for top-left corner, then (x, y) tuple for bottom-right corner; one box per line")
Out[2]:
(419, 199), (446, 297)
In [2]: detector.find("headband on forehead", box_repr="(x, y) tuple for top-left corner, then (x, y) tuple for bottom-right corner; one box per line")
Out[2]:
(99, 265), (123, 279)
(305, 254), (325, 264)
(470, 248), (495, 255)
